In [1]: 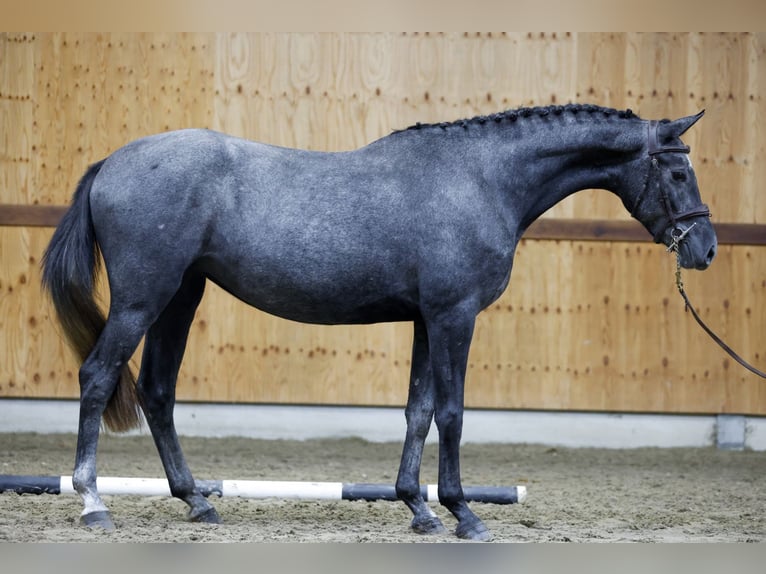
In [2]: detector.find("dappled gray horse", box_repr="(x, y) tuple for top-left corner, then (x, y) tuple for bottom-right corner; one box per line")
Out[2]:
(42, 104), (716, 540)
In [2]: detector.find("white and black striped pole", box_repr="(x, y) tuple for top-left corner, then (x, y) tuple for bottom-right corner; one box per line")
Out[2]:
(0, 474), (526, 504)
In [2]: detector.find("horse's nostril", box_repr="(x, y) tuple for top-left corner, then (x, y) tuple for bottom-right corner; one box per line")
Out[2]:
(706, 244), (717, 265)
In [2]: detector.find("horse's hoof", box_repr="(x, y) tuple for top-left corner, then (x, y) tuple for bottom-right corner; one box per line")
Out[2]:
(411, 513), (447, 535)
(189, 506), (221, 524)
(80, 510), (115, 531)
(455, 519), (492, 541)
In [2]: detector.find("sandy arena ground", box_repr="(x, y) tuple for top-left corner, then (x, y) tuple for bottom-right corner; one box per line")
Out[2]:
(1, 432), (764, 542)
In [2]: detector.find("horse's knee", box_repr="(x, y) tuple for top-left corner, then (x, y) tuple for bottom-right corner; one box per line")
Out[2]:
(405, 407), (433, 438)
(136, 382), (173, 416)
(434, 406), (463, 437)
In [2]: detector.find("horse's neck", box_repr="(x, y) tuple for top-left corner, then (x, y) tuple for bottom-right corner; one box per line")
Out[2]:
(494, 119), (646, 230)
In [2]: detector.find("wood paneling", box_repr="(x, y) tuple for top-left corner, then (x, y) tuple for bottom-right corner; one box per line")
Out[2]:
(1, 32), (764, 414)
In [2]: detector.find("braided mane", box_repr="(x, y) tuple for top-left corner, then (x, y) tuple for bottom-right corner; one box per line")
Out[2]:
(395, 103), (639, 133)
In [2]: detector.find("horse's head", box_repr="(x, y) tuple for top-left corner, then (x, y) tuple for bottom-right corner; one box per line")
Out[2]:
(629, 111), (717, 270)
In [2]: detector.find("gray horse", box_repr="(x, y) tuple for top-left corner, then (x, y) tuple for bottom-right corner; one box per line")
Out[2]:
(42, 104), (716, 540)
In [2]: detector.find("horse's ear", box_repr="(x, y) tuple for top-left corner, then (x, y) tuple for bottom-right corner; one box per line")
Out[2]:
(668, 110), (705, 138)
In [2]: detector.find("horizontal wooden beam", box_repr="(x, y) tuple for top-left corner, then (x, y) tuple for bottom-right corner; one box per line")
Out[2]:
(1, 204), (764, 245)
(711, 222), (766, 246)
(524, 218), (649, 242)
(523, 218), (766, 246)
(0, 205), (66, 228)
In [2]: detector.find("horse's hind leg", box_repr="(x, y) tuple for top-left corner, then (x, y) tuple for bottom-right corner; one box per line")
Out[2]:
(395, 319), (446, 535)
(74, 309), (152, 529)
(135, 274), (219, 524)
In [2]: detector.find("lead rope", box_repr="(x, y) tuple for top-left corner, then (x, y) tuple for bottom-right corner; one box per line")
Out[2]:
(672, 238), (766, 379)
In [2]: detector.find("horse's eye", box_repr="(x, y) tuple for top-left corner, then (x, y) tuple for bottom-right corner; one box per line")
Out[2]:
(671, 171), (687, 182)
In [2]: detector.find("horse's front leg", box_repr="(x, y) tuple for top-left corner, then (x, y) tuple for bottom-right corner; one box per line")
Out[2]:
(395, 319), (446, 535)
(427, 307), (490, 541)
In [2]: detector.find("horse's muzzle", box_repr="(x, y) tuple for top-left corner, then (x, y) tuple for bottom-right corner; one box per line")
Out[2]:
(678, 236), (717, 270)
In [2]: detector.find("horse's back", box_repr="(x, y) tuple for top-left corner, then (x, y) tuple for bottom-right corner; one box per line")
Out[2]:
(86, 130), (425, 322)
(86, 128), (512, 324)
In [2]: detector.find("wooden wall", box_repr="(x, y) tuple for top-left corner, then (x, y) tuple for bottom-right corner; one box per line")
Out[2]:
(1, 33), (764, 414)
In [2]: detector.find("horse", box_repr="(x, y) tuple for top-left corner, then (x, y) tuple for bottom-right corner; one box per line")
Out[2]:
(41, 103), (717, 541)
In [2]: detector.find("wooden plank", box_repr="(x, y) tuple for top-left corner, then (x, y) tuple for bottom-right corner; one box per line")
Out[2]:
(712, 223), (766, 245)
(2, 204), (763, 245)
(0, 205), (66, 227)
(0, 33), (35, 206)
(524, 219), (766, 246)
(524, 219), (648, 242)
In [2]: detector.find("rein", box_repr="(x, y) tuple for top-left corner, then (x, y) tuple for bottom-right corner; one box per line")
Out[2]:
(643, 120), (766, 379)
(672, 249), (766, 379)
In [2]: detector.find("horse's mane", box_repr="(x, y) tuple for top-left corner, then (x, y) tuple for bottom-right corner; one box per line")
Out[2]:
(394, 103), (640, 134)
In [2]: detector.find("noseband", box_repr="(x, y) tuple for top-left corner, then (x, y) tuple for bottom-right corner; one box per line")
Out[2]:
(631, 120), (711, 244)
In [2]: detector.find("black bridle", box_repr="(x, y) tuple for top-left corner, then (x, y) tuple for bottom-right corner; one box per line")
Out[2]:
(632, 120), (711, 244)
(636, 123), (766, 379)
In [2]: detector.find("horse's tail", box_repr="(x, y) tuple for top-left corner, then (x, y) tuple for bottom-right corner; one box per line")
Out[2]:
(41, 160), (141, 433)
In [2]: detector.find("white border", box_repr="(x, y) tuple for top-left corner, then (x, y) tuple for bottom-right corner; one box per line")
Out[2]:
(1, 399), (764, 450)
